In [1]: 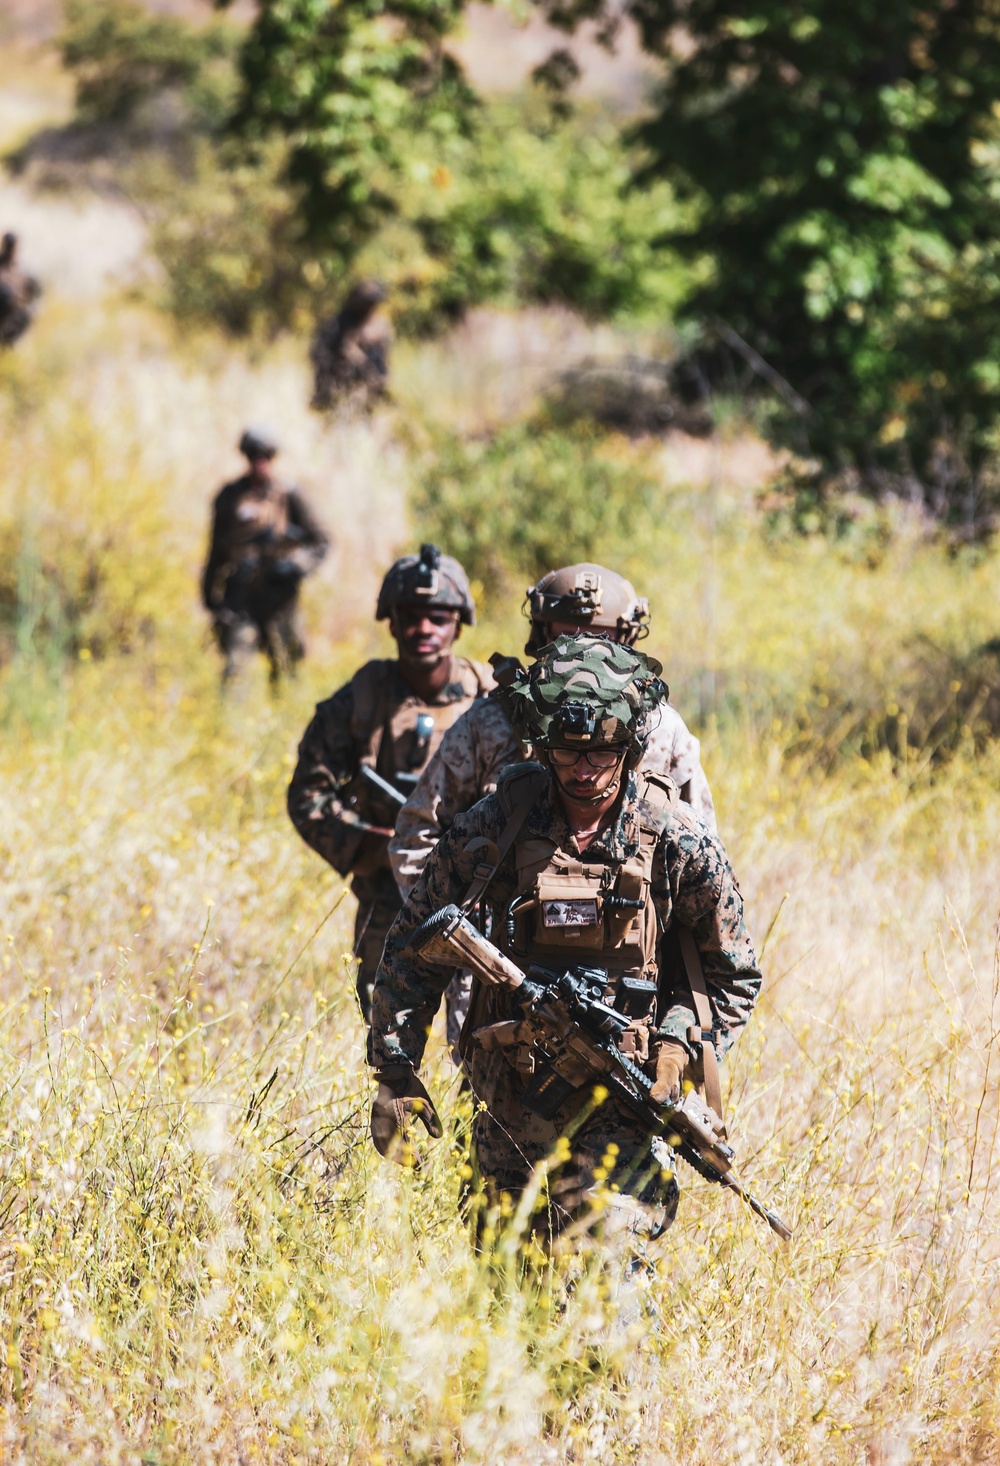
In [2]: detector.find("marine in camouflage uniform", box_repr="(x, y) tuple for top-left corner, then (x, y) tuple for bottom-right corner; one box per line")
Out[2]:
(370, 635), (761, 1241)
(391, 563), (715, 896)
(202, 426), (329, 686)
(287, 545), (492, 1019)
(310, 279), (392, 413)
(389, 563), (716, 1050)
(0, 233), (41, 347)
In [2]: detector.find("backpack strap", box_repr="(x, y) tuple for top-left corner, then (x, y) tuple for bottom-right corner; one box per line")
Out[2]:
(348, 661), (399, 771)
(459, 657), (496, 697)
(459, 763), (549, 912)
(677, 926), (726, 1133)
(636, 768), (679, 817)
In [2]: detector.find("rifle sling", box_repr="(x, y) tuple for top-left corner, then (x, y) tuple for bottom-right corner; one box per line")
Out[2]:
(677, 925), (725, 1130)
(459, 768), (547, 913)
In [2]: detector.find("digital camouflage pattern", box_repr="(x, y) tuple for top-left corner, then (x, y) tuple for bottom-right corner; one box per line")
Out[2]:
(288, 656), (492, 1016)
(371, 764), (759, 1222)
(500, 634), (667, 752)
(389, 690), (717, 896)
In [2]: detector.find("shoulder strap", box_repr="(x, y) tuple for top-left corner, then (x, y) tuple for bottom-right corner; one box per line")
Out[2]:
(637, 769), (679, 815)
(677, 926), (726, 1132)
(469, 659), (496, 695)
(460, 764), (549, 912)
(349, 661), (397, 767)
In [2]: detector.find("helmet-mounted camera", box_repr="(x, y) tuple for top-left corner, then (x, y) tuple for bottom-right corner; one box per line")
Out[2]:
(411, 543), (441, 598)
(375, 544), (477, 625)
(557, 701), (597, 742)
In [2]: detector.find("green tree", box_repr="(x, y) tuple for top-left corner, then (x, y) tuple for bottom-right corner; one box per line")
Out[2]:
(590, 0), (1000, 521)
(226, 0), (472, 267)
(221, 0), (686, 329)
(61, 0), (237, 129)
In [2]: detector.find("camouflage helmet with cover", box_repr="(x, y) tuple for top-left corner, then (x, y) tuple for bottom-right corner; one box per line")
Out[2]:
(498, 632), (667, 765)
(376, 543), (476, 626)
(524, 563), (650, 655)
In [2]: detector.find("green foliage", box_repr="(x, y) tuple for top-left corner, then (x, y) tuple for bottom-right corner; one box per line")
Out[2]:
(222, 0), (687, 333)
(227, 0), (473, 261)
(370, 96), (687, 334)
(413, 420), (658, 601)
(145, 140), (314, 337)
(60, 0), (238, 130)
(606, 0), (1000, 522)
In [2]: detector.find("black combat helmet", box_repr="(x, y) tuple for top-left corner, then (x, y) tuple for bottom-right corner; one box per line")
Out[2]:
(376, 544), (476, 626)
(238, 424), (280, 460)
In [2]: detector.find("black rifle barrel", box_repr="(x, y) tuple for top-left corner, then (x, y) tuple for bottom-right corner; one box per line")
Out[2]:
(358, 764), (407, 809)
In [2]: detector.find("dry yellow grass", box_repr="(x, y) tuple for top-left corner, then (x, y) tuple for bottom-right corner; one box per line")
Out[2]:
(0, 267), (999, 1465)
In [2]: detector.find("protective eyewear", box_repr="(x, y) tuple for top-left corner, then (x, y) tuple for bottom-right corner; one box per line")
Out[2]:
(548, 745), (625, 769)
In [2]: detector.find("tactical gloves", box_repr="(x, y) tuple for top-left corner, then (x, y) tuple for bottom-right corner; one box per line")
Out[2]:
(370, 1065), (443, 1163)
(271, 558), (306, 584)
(649, 1040), (689, 1105)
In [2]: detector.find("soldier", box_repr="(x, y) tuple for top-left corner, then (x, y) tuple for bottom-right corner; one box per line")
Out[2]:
(310, 279), (392, 413)
(287, 545), (493, 1019)
(201, 426), (329, 686)
(389, 563), (716, 1049)
(369, 635), (762, 1242)
(0, 233), (41, 347)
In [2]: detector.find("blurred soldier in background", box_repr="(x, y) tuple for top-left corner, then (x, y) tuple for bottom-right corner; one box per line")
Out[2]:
(202, 426), (328, 687)
(310, 279), (392, 413)
(288, 545), (493, 1020)
(389, 563), (717, 1052)
(0, 233), (41, 347)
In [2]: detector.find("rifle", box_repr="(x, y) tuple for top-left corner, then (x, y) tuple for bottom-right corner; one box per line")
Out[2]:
(410, 903), (792, 1241)
(355, 713), (435, 815)
(358, 764), (407, 810)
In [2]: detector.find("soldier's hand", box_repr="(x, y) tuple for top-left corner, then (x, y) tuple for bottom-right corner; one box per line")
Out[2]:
(370, 1065), (443, 1164)
(271, 557), (306, 583)
(650, 1040), (689, 1105)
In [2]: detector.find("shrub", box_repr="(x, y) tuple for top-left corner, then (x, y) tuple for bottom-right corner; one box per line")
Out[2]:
(412, 420), (659, 603)
(60, 0), (238, 130)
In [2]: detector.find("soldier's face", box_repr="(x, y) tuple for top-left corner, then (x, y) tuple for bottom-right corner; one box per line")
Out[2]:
(548, 745), (627, 805)
(391, 606), (461, 665)
(247, 453), (275, 482)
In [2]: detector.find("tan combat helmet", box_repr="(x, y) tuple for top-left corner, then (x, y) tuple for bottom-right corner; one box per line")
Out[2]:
(376, 543), (476, 625)
(524, 563), (650, 655)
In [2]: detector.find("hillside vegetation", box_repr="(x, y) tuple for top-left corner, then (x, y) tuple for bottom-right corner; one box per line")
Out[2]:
(0, 280), (998, 1463)
(1, 22), (1000, 1466)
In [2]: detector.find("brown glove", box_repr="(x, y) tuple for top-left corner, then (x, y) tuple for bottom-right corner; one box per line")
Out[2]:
(370, 1065), (443, 1163)
(649, 1040), (689, 1105)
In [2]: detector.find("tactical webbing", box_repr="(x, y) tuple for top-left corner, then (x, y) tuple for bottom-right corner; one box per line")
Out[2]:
(678, 925), (725, 1132)
(459, 767), (549, 913)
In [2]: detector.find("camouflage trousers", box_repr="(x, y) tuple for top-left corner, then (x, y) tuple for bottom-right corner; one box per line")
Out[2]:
(213, 605), (305, 687)
(464, 1041), (679, 1244)
(352, 868), (402, 1023)
(212, 566), (306, 687)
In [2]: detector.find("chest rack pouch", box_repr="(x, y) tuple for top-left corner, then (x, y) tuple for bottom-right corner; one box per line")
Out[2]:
(509, 853), (650, 957)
